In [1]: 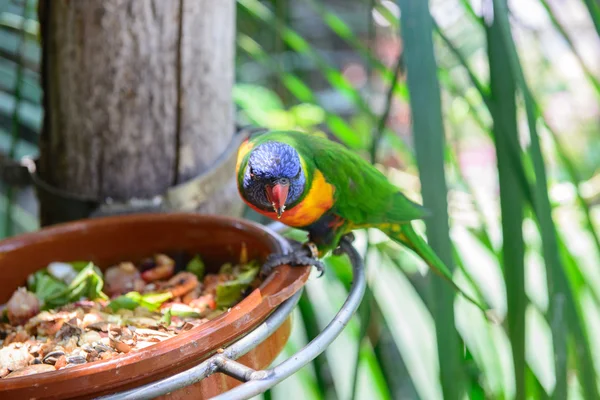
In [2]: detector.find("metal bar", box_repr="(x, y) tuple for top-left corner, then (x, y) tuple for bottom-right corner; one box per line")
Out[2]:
(213, 355), (268, 382)
(210, 239), (366, 400)
(96, 238), (365, 400)
(95, 289), (303, 400)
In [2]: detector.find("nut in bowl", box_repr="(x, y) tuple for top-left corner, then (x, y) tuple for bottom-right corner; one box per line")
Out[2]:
(0, 214), (310, 400)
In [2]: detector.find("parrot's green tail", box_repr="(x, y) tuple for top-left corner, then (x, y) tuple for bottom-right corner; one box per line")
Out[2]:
(381, 223), (490, 314)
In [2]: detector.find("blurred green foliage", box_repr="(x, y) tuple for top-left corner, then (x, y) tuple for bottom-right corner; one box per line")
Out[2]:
(1, 0), (599, 399)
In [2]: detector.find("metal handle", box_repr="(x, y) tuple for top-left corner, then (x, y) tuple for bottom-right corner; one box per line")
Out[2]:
(211, 239), (365, 400)
(96, 231), (366, 400)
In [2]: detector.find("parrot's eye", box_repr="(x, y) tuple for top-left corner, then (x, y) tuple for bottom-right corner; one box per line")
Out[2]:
(279, 178), (290, 185)
(249, 166), (259, 181)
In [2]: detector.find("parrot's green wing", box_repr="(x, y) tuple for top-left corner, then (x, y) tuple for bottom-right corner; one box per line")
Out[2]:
(259, 131), (430, 226)
(312, 139), (429, 225)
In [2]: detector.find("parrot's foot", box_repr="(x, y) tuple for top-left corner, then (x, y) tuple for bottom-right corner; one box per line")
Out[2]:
(261, 241), (325, 278)
(333, 233), (355, 256)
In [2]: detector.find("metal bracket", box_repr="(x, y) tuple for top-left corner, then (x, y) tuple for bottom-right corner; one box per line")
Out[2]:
(95, 238), (366, 400)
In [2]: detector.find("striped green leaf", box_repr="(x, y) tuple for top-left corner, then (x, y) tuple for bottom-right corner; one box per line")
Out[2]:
(397, 0), (467, 397)
(486, 11), (528, 398)
(490, 0), (596, 398)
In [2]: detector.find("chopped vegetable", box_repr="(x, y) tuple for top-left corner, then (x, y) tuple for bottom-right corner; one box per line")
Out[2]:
(69, 261), (95, 272)
(239, 242), (248, 264)
(28, 271), (67, 304)
(46, 262), (78, 285)
(1, 251), (264, 380)
(141, 254), (175, 282)
(215, 262), (260, 308)
(186, 255), (206, 279)
(108, 291), (173, 312)
(103, 262), (145, 297)
(219, 263), (233, 275)
(160, 309), (172, 326)
(162, 303), (203, 319)
(42, 263), (108, 310)
(6, 288), (39, 325)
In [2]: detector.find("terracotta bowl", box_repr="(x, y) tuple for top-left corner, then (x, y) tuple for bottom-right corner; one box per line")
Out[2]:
(0, 213), (310, 400)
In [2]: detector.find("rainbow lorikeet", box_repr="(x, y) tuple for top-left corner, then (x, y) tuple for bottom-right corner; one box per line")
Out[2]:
(236, 130), (488, 311)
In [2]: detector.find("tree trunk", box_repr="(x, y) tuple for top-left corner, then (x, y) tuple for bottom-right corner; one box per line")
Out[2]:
(37, 0), (241, 226)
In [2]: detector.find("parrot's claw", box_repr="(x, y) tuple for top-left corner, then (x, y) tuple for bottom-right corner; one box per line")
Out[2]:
(261, 241), (325, 278)
(333, 233), (356, 256)
(304, 241), (319, 259)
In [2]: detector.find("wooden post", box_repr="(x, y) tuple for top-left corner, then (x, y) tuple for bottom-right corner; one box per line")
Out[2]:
(37, 0), (241, 225)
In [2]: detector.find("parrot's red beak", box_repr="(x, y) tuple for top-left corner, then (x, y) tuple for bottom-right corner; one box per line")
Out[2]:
(265, 182), (289, 219)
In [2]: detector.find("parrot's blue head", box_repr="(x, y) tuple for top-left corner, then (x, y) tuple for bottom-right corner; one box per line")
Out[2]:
(242, 141), (306, 218)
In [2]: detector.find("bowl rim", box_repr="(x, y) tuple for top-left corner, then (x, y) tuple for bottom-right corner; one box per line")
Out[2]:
(0, 213), (310, 396)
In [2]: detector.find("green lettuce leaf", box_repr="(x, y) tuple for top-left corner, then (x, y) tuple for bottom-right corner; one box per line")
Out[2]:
(28, 270), (67, 302)
(219, 263), (233, 275)
(162, 303), (203, 318)
(186, 255), (206, 279)
(108, 291), (173, 312)
(43, 262), (108, 310)
(215, 264), (260, 308)
(160, 308), (172, 326)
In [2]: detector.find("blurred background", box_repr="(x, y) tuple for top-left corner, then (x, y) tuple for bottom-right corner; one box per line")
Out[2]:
(0, 0), (599, 399)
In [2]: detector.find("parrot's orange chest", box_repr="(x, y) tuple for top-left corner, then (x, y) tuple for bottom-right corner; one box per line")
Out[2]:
(242, 169), (335, 228)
